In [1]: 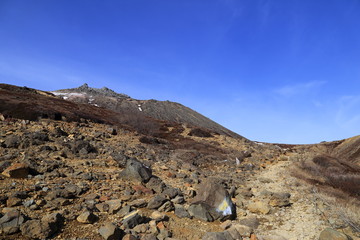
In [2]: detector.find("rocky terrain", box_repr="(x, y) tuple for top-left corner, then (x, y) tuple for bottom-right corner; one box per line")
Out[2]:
(0, 84), (359, 240)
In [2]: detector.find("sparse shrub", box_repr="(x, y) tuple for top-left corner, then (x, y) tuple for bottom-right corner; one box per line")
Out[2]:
(293, 153), (360, 234)
(296, 154), (360, 198)
(139, 136), (166, 145)
(326, 174), (360, 197)
(188, 128), (213, 138)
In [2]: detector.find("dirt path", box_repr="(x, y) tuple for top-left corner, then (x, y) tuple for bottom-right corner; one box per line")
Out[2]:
(246, 157), (329, 240)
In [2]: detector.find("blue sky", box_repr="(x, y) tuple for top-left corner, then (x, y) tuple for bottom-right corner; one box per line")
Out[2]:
(1, 0), (360, 144)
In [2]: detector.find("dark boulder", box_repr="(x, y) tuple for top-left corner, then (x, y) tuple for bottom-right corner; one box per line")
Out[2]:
(190, 179), (236, 222)
(119, 159), (152, 184)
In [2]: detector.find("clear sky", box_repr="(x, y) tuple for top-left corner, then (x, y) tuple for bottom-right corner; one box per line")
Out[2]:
(1, 0), (360, 144)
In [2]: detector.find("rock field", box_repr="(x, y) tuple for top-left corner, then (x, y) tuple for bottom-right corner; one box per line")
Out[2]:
(0, 117), (359, 240)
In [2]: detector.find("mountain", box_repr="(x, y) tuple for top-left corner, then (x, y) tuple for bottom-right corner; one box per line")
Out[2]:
(0, 83), (359, 240)
(52, 83), (243, 139)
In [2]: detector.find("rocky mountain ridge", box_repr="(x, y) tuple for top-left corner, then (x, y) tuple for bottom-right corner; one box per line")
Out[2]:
(53, 84), (243, 139)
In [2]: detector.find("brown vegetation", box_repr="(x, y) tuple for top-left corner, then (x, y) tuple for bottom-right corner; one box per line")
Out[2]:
(293, 153), (360, 234)
(295, 155), (360, 198)
(188, 128), (213, 138)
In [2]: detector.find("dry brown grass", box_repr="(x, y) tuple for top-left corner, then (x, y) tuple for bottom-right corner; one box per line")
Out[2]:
(292, 153), (360, 234)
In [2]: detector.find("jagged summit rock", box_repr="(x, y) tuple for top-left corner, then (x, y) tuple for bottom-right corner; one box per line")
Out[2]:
(56, 83), (130, 99)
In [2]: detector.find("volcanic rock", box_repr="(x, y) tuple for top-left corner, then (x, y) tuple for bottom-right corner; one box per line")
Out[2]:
(122, 210), (145, 229)
(174, 204), (191, 219)
(147, 195), (167, 209)
(2, 163), (29, 178)
(99, 222), (123, 240)
(119, 158), (152, 183)
(77, 211), (98, 224)
(190, 179), (235, 221)
(0, 209), (26, 235)
(20, 212), (63, 239)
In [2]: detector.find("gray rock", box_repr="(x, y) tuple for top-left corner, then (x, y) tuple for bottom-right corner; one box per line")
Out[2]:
(231, 224), (253, 237)
(190, 179), (235, 221)
(61, 183), (85, 198)
(20, 220), (44, 238)
(158, 201), (174, 212)
(105, 199), (122, 214)
(72, 139), (97, 154)
(98, 222), (123, 240)
(174, 205), (191, 219)
(162, 187), (180, 199)
(122, 210), (144, 229)
(77, 211), (98, 224)
(225, 227), (243, 239)
(4, 135), (21, 148)
(129, 198), (147, 208)
(23, 199), (35, 207)
(119, 158), (152, 183)
(0, 209), (25, 235)
(147, 195), (167, 209)
(146, 176), (166, 193)
(20, 212), (63, 239)
(188, 203), (214, 222)
(201, 231), (234, 240)
(118, 205), (133, 218)
(171, 195), (185, 204)
(319, 228), (352, 240)
(239, 217), (260, 229)
(0, 161), (11, 172)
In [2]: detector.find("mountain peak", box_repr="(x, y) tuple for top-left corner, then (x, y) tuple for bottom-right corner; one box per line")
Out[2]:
(56, 83), (130, 99)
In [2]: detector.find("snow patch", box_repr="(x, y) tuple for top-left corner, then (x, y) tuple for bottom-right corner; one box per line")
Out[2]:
(51, 92), (85, 98)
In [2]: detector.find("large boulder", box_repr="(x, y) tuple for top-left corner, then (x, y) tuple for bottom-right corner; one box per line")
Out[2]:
(119, 159), (152, 183)
(190, 179), (236, 222)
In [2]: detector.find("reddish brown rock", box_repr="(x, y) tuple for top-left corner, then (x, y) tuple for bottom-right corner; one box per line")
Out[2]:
(2, 163), (29, 178)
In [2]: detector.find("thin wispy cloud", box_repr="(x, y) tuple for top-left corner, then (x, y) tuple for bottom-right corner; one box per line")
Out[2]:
(274, 80), (326, 97)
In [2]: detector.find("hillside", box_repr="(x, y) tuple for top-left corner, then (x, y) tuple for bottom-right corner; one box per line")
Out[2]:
(53, 84), (243, 139)
(0, 83), (359, 240)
